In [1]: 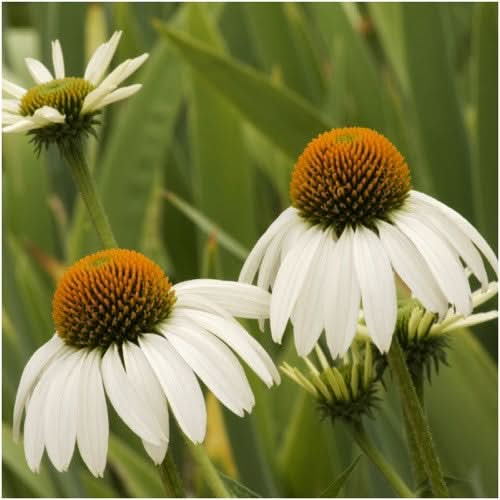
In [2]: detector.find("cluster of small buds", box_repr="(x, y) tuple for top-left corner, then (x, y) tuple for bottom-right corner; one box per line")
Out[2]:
(281, 343), (381, 423)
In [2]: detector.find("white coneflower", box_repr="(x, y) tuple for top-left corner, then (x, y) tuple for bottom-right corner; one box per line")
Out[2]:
(240, 127), (498, 358)
(2, 31), (147, 151)
(14, 249), (279, 477)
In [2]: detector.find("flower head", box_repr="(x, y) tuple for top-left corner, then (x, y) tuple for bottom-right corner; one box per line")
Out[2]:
(14, 249), (279, 477)
(3, 32), (148, 152)
(240, 127), (498, 358)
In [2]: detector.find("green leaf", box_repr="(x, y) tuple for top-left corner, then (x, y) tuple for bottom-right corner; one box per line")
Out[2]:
(155, 20), (331, 159)
(319, 455), (361, 497)
(220, 471), (261, 498)
(163, 190), (248, 261)
(471, 3), (498, 250)
(400, 3), (474, 220)
(108, 434), (164, 497)
(2, 423), (57, 497)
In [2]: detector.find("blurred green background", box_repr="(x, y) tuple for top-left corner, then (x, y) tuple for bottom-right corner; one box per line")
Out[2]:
(2, 2), (497, 497)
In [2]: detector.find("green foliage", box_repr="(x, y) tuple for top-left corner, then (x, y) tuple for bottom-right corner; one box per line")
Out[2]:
(2, 2), (497, 498)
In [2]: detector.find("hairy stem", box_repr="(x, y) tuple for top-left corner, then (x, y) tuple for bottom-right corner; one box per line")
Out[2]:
(60, 144), (118, 249)
(387, 337), (449, 497)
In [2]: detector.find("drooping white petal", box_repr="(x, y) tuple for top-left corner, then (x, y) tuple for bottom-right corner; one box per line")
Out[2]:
(24, 374), (52, 473)
(142, 440), (168, 465)
(172, 297), (280, 386)
(239, 207), (300, 283)
(86, 31), (123, 85)
(441, 311), (498, 332)
(81, 84), (116, 114)
(377, 220), (448, 317)
(270, 225), (323, 343)
(3, 99), (20, 113)
(3, 118), (37, 133)
(101, 344), (165, 445)
(353, 226), (397, 352)
(472, 281), (498, 308)
(394, 212), (472, 316)
(324, 226), (362, 357)
(99, 53), (149, 88)
(291, 228), (331, 356)
(51, 40), (65, 79)
(3, 79), (27, 98)
(122, 342), (169, 444)
(25, 58), (53, 84)
(77, 349), (108, 478)
(44, 350), (84, 472)
(162, 322), (254, 416)
(32, 106), (65, 126)
(96, 84), (142, 109)
(174, 280), (270, 319)
(13, 335), (66, 442)
(139, 334), (206, 443)
(408, 197), (488, 290)
(410, 190), (498, 275)
(2, 112), (23, 125)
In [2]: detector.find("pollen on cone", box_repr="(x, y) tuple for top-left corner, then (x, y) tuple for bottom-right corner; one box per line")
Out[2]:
(290, 127), (411, 232)
(52, 249), (175, 348)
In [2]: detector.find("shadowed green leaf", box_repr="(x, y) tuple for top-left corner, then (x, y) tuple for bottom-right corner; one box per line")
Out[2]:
(319, 455), (361, 497)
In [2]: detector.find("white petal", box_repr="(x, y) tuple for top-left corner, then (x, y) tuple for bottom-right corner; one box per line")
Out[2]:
(85, 31), (123, 85)
(122, 341), (169, 443)
(162, 322), (254, 416)
(81, 84), (116, 114)
(2, 112), (23, 125)
(32, 106), (65, 125)
(410, 190), (498, 275)
(44, 350), (84, 472)
(270, 225), (323, 343)
(96, 84), (142, 109)
(408, 197), (488, 290)
(77, 349), (108, 478)
(142, 440), (168, 465)
(377, 220), (448, 316)
(3, 79), (26, 98)
(172, 298), (280, 386)
(139, 334), (206, 443)
(24, 374), (52, 472)
(3, 99), (20, 113)
(324, 227), (361, 357)
(13, 335), (66, 442)
(51, 40), (65, 79)
(353, 226), (397, 352)
(394, 212), (472, 316)
(174, 280), (270, 319)
(25, 58), (53, 84)
(101, 344), (165, 445)
(472, 281), (498, 308)
(291, 228), (331, 356)
(3, 118), (37, 133)
(442, 311), (498, 332)
(99, 53), (149, 88)
(239, 207), (300, 283)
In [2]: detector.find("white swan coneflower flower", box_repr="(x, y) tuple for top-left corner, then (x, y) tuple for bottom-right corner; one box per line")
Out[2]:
(14, 249), (279, 477)
(239, 127), (498, 358)
(2, 31), (148, 150)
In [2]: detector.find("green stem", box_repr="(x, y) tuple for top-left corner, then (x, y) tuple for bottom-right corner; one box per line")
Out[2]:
(158, 449), (186, 497)
(348, 423), (414, 498)
(387, 337), (449, 497)
(59, 144), (118, 249)
(184, 436), (230, 498)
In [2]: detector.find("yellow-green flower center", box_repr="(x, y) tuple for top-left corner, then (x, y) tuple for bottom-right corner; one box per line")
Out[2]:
(20, 77), (94, 119)
(290, 127), (412, 233)
(52, 249), (176, 348)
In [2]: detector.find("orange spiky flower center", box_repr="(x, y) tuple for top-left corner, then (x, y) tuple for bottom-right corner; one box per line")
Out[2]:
(290, 127), (411, 233)
(52, 249), (176, 348)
